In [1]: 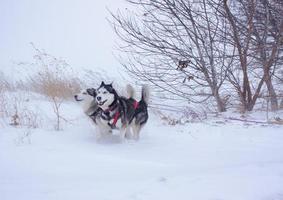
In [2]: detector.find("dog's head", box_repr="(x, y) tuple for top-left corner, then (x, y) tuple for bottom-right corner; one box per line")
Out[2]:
(96, 81), (118, 110)
(74, 88), (96, 102)
(74, 88), (97, 114)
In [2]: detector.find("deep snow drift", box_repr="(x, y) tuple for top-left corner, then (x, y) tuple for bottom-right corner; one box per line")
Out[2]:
(0, 97), (283, 200)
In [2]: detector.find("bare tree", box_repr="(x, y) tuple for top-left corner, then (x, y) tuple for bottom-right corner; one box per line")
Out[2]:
(242, 0), (283, 111)
(111, 0), (235, 112)
(252, 0), (280, 110)
(221, 0), (283, 111)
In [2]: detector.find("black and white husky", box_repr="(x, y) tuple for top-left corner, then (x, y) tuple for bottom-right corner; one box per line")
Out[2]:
(74, 88), (114, 139)
(95, 81), (149, 140)
(74, 88), (101, 124)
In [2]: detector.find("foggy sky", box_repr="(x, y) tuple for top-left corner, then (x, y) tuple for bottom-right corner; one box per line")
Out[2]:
(0, 0), (126, 77)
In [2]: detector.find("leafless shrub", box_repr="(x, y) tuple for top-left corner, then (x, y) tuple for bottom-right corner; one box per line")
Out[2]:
(21, 109), (41, 129)
(7, 96), (42, 129)
(28, 66), (79, 130)
(153, 105), (207, 126)
(0, 74), (11, 120)
(25, 44), (82, 130)
(0, 72), (12, 92)
(182, 106), (207, 122)
(49, 96), (70, 131)
(0, 94), (8, 120)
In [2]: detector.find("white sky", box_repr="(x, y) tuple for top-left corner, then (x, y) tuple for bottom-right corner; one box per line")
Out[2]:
(0, 0), (127, 78)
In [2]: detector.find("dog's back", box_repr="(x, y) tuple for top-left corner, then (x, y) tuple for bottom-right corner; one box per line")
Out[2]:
(121, 85), (149, 126)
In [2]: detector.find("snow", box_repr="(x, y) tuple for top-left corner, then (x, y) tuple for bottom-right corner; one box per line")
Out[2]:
(1, 98), (283, 200)
(1, 1), (283, 199)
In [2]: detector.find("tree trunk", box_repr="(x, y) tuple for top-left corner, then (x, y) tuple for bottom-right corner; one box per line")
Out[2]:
(280, 99), (283, 109)
(214, 89), (227, 112)
(265, 77), (278, 111)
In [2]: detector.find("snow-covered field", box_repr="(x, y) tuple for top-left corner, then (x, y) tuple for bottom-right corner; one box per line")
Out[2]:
(1, 0), (283, 199)
(1, 97), (283, 200)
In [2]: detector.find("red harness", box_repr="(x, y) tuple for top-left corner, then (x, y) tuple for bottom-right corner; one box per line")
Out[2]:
(133, 100), (139, 109)
(112, 111), (120, 127)
(111, 100), (139, 127)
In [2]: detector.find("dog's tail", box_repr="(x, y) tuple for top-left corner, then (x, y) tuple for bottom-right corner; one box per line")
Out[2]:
(126, 84), (135, 99)
(141, 85), (150, 104)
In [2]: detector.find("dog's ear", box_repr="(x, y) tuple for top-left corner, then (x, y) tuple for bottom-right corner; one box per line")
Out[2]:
(100, 81), (105, 87)
(87, 88), (96, 97)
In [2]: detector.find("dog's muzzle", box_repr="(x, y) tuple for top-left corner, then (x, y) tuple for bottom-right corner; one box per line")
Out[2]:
(97, 99), (107, 106)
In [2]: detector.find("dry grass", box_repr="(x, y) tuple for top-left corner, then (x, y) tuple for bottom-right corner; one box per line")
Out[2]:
(25, 45), (82, 130)
(28, 67), (81, 100)
(27, 50), (81, 100)
(0, 45), (82, 130)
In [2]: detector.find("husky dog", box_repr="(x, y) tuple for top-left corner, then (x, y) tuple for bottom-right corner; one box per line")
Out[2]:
(74, 88), (101, 123)
(74, 88), (114, 139)
(95, 81), (149, 140)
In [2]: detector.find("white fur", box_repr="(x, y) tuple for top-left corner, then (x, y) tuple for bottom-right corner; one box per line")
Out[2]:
(75, 90), (96, 115)
(74, 89), (112, 140)
(142, 84), (150, 104)
(96, 87), (115, 111)
(126, 84), (135, 99)
(95, 117), (112, 140)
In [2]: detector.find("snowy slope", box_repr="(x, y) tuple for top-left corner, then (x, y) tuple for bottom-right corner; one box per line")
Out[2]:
(1, 99), (283, 200)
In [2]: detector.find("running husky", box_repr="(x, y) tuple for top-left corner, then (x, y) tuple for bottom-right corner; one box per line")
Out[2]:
(95, 81), (149, 140)
(74, 88), (114, 138)
(74, 88), (101, 124)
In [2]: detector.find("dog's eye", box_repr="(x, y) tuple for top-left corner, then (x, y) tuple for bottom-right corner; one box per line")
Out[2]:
(82, 92), (87, 95)
(103, 91), (107, 94)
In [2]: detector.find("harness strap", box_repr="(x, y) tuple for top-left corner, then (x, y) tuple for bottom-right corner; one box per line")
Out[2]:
(107, 100), (139, 128)
(133, 100), (139, 109)
(111, 111), (120, 127)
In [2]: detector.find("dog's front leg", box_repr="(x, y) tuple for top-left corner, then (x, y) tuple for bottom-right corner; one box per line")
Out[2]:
(95, 126), (103, 140)
(96, 118), (112, 140)
(125, 128), (132, 139)
(131, 124), (140, 140)
(119, 125), (128, 141)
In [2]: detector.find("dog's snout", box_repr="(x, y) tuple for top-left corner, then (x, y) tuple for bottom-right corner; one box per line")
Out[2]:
(97, 96), (101, 101)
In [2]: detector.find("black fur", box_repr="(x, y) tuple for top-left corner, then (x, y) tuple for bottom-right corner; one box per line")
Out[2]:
(86, 88), (97, 97)
(97, 82), (149, 130)
(84, 88), (101, 123)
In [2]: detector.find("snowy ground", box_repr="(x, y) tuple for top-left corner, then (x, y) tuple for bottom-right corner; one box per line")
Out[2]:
(1, 98), (283, 200)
